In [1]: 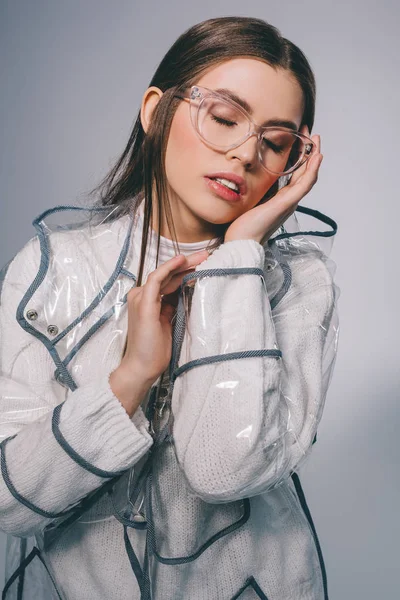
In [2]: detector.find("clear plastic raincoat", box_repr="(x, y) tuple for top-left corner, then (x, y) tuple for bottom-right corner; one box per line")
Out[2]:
(0, 194), (339, 599)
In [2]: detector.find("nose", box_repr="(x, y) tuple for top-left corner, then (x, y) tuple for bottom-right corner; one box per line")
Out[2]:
(225, 133), (259, 167)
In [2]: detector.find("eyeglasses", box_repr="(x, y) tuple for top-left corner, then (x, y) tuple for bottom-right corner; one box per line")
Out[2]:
(174, 85), (315, 176)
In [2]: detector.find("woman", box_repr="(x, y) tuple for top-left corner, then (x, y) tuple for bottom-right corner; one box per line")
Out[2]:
(0, 16), (339, 600)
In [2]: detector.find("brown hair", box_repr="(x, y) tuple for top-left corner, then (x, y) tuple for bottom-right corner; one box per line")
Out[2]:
(88, 16), (316, 287)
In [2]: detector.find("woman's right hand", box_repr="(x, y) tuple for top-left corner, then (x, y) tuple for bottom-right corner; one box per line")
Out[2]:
(109, 249), (210, 415)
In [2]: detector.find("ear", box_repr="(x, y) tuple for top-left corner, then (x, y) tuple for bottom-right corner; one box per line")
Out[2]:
(140, 86), (164, 133)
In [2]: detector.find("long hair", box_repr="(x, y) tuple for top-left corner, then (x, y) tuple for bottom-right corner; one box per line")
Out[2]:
(87, 16), (316, 287)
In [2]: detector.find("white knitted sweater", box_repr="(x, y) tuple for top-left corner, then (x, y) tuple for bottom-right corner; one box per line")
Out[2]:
(0, 204), (337, 599)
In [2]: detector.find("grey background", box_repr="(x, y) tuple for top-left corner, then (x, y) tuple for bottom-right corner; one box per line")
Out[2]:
(0, 0), (398, 598)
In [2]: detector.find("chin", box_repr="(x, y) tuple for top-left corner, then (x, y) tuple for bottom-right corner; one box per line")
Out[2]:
(200, 209), (238, 227)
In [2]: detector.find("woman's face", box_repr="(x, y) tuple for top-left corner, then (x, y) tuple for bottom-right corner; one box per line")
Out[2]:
(147, 58), (305, 242)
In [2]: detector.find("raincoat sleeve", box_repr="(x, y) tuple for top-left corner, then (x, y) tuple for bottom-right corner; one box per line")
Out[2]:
(0, 237), (153, 538)
(171, 227), (339, 503)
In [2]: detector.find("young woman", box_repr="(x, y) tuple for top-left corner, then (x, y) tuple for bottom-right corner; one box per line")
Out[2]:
(0, 16), (339, 600)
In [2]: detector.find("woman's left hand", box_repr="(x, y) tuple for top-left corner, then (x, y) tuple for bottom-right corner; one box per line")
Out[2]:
(224, 129), (323, 245)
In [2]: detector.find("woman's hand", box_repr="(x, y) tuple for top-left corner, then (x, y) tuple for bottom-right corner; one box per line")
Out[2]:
(109, 249), (209, 415)
(224, 129), (323, 245)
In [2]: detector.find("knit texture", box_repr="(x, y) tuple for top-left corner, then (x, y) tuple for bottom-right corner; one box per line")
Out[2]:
(0, 207), (336, 599)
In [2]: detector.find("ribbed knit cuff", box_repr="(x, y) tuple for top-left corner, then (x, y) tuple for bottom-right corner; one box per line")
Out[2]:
(197, 239), (264, 270)
(58, 374), (153, 473)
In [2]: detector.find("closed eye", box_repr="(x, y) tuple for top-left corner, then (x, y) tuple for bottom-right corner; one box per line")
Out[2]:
(262, 138), (285, 154)
(211, 115), (237, 127)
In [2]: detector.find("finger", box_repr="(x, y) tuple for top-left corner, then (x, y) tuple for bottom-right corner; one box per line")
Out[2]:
(283, 133), (316, 187)
(285, 135), (322, 193)
(312, 134), (321, 159)
(299, 125), (320, 155)
(160, 267), (197, 297)
(150, 249), (208, 283)
(152, 250), (209, 289)
(175, 249), (210, 270)
(264, 164), (320, 217)
(307, 135), (321, 164)
(127, 285), (142, 305)
(141, 250), (208, 317)
(138, 254), (185, 315)
(291, 154), (322, 198)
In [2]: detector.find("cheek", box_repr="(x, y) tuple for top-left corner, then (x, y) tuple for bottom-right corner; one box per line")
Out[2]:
(166, 109), (204, 168)
(254, 173), (280, 201)
(165, 108), (281, 203)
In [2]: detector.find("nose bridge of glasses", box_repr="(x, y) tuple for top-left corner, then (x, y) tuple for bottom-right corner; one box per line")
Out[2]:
(230, 128), (260, 162)
(241, 122), (267, 147)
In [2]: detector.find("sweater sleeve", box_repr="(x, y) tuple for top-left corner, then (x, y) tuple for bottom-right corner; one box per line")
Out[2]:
(0, 238), (153, 538)
(171, 238), (338, 503)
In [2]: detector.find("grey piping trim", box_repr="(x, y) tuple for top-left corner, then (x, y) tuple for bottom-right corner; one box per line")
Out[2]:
(147, 466), (251, 565)
(53, 292), (130, 377)
(123, 525), (144, 593)
(169, 290), (187, 383)
(120, 268), (136, 280)
(268, 242), (293, 310)
(42, 476), (120, 551)
(231, 576), (269, 600)
(169, 268), (284, 388)
(108, 465), (150, 532)
(16, 538), (26, 600)
(2, 547), (38, 600)
(291, 471), (329, 599)
(0, 436), (73, 519)
(51, 403), (126, 478)
(175, 267), (283, 381)
(53, 273), (136, 379)
(15, 205), (134, 392)
(171, 349), (282, 384)
(181, 266), (265, 285)
(269, 204), (338, 243)
(266, 204), (338, 309)
(15, 214), (78, 388)
(1, 546), (64, 600)
(114, 379), (252, 594)
(34, 549), (64, 599)
(50, 214), (133, 345)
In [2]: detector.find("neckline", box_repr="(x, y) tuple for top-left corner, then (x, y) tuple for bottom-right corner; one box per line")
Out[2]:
(135, 202), (220, 251)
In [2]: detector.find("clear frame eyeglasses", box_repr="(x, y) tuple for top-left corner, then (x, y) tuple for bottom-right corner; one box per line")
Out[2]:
(174, 85), (315, 176)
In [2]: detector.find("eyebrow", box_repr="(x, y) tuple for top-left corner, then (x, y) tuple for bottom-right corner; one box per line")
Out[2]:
(213, 87), (299, 131)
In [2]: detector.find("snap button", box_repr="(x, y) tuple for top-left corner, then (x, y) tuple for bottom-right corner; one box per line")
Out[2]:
(26, 309), (38, 321)
(47, 325), (59, 336)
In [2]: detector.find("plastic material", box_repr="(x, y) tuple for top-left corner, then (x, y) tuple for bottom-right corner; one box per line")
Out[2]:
(0, 195), (339, 599)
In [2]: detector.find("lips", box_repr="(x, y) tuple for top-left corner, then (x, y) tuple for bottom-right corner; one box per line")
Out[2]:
(205, 172), (247, 195)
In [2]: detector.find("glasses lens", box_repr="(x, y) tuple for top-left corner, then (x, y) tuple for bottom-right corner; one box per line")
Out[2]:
(197, 96), (249, 148)
(194, 92), (309, 175)
(260, 130), (307, 175)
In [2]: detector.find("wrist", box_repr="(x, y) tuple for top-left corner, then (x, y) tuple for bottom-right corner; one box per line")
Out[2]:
(109, 365), (153, 418)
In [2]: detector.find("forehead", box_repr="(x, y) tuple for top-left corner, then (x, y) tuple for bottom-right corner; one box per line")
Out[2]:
(196, 58), (304, 127)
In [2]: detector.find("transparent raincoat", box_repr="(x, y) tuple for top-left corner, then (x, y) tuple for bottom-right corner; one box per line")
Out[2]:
(0, 194), (339, 600)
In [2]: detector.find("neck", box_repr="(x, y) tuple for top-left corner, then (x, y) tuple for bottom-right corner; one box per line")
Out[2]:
(148, 198), (224, 244)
